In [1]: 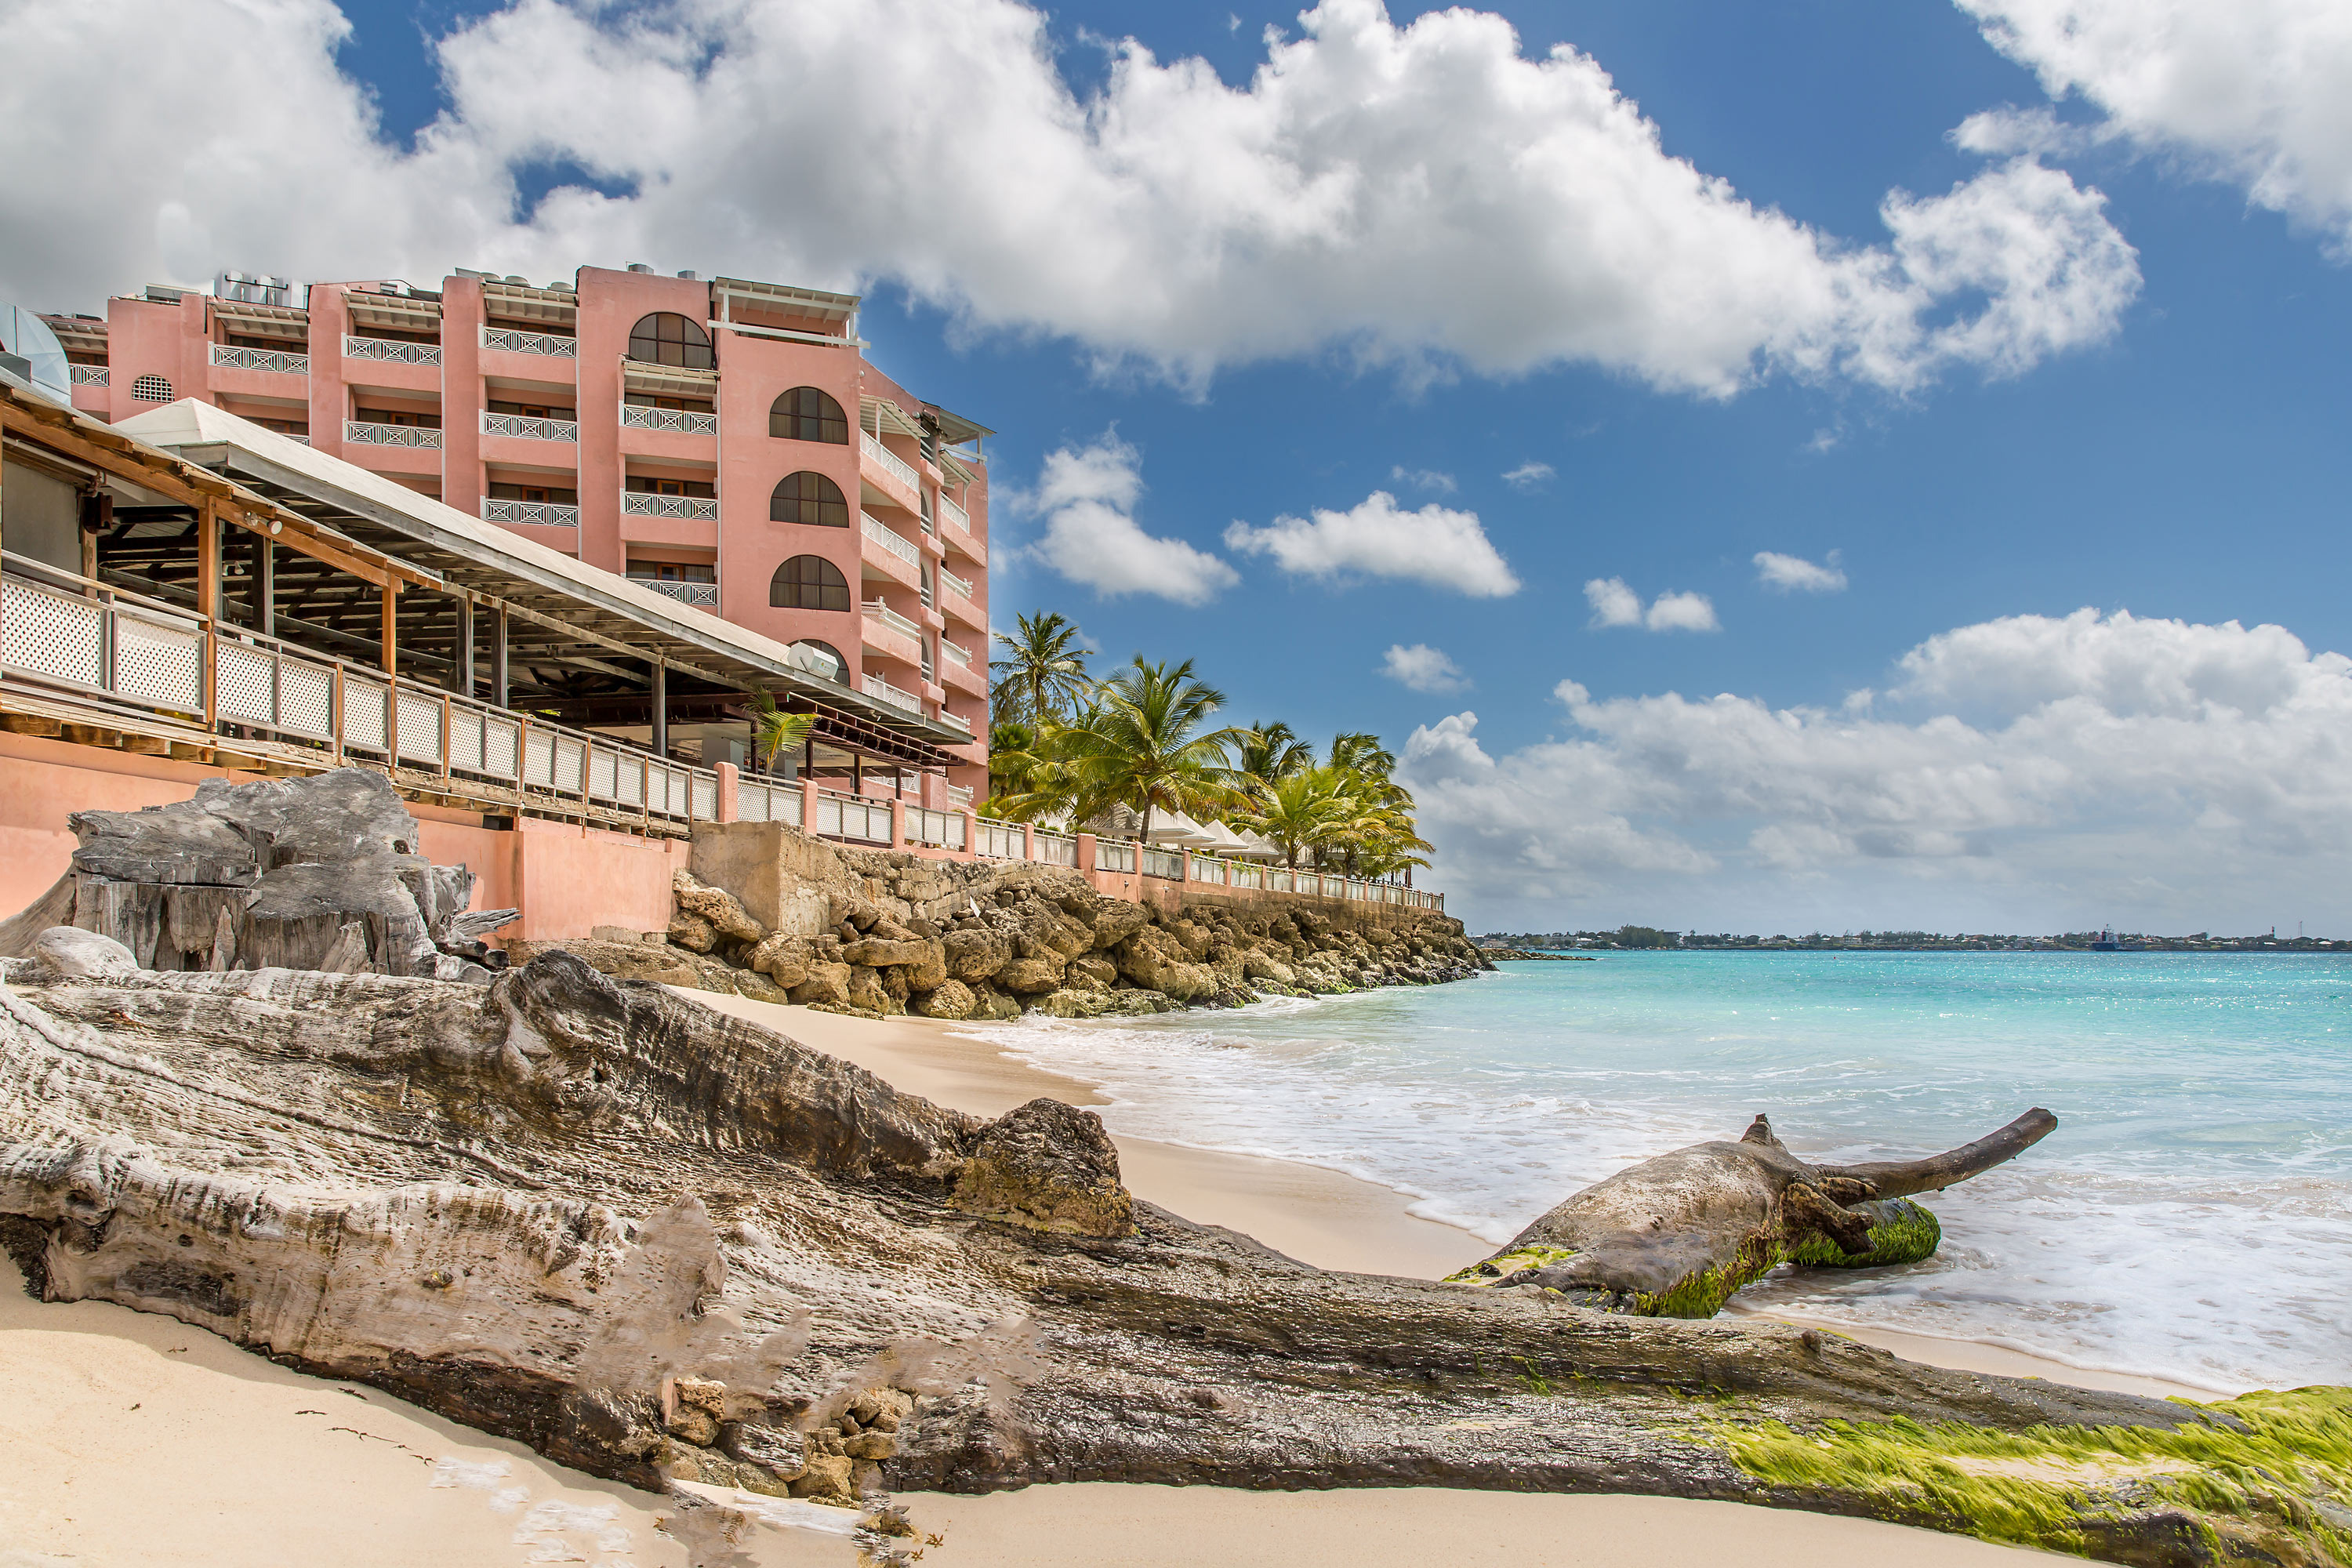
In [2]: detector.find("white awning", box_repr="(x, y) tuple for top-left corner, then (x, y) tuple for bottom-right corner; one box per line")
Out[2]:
(1145, 810), (1217, 845)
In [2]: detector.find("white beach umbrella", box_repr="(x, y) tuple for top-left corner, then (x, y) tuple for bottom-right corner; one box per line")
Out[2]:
(1233, 830), (1284, 862)
(1145, 809), (1216, 844)
(1196, 820), (1250, 855)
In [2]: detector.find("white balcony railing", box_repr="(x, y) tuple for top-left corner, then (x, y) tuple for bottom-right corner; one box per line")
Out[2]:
(862, 673), (923, 714)
(935, 708), (974, 735)
(939, 495), (969, 535)
(344, 420), (442, 448)
(621, 490), (718, 521)
(481, 498), (579, 528)
(209, 343), (309, 376)
(481, 410), (578, 442)
(941, 639), (971, 667)
(862, 598), (922, 641)
(71, 365), (108, 387)
(861, 430), (920, 495)
(344, 335), (440, 365)
(637, 579), (718, 608)
(861, 512), (920, 568)
(939, 565), (975, 601)
(619, 402), (717, 435)
(480, 325), (577, 358)
(946, 782), (974, 807)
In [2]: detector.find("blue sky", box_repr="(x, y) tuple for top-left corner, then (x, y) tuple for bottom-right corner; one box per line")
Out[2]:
(6, 0), (2348, 934)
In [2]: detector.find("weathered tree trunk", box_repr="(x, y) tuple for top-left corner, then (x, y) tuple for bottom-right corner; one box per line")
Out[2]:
(0, 951), (2338, 1566)
(1450, 1111), (2055, 1318)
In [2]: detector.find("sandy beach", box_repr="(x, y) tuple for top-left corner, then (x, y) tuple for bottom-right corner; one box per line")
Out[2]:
(0, 991), (2205, 1566)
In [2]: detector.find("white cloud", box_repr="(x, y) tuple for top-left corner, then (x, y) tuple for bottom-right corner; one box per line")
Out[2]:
(1381, 643), (1470, 693)
(1960, 0), (2352, 249)
(1501, 461), (1556, 490)
(1754, 550), (1849, 593)
(1225, 492), (1519, 597)
(1584, 578), (1719, 631)
(1403, 610), (2352, 931)
(1388, 466), (1457, 494)
(1028, 433), (1239, 605)
(0, 0), (2135, 395)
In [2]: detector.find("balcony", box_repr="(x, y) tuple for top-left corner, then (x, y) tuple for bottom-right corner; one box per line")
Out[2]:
(636, 579), (718, 608)
(863, 597), (923, 641)
(344, 419), (441, 448)
(860, 429), (921, 510)
(344, 335), (440, 365)
(481, 498), (579, 528)
(936, 707), (975, 736)
(209, 343), (308, 376)
(861, 511), (921, 570)
(481, 410), (578, 443)
(619, 402), (717, 436)
(946, 782), (974, 808)
(862, 672), (923, 715)
(941, 637), (971, 669)
(480, 325), (577, 359)
(622, 490), (718, 521)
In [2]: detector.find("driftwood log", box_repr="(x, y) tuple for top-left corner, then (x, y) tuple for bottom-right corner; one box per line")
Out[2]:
(1450, 1111), (2055, 1316)
(0, 942), (2343, 1566)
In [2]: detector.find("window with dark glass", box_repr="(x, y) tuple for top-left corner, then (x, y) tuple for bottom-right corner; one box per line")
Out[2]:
(771, 554), (849, 612)
(768, 470), (849, 528)
(489, 481), (579, 504)
(626, 311), (714, 369)
(626, 561), (714, 583)
(487, 399), (573, 419)
(355, 405), (441, 428)
(625, 475), (715, 498)
(769, 387), (848, 443)
(623, 392), (714, 412)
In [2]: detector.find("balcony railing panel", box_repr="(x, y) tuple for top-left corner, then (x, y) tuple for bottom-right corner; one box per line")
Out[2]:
(1142, 845), (1183, 880)
(939, 565), (975, 601)
(480, 325), (578, 358)
(978, 818), (1024, 860)
(814, 789), (892, 844)
(481, 498), (580, 529)
(209, 343), (309, 376)
(71, 365), (107, 387)
(861, 513), (920, 568)
(619, 402), (717, 435)
(481, 411), (578, 443)
(344, 420), (442, 448)
(862, 673), (922, 714)
(861, 430), (921, 495)
(941, 639), (971, 668)
(1032, 830), (1078, 867)
(735, 777), (804, 827)
(622, 491), (718, 521)
(1095, 838), (1137, 874)
(862, 598), (922, 640)
(935, 708), (974, 735)
(939, 495), (969, 535)
(344, 335), (441, 365)
(637, 579), (717, 608)
(946, 782), (973, 807)
(905, 805), (966, 851)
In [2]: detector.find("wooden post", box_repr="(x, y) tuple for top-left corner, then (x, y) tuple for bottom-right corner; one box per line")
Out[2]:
(329, 662), (344, 764)
(650, 659), (667, 757)
(196, 503), (220, 728)
(379, 580), (398, 676)
(456, 593), (474, 698)
(441, 693), (453, 781)
(491, 604), (509, 709)
(380, 579), (400, 765)
(257, 534), (274, 638)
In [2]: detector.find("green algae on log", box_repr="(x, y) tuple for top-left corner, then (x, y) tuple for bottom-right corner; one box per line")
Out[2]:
(1454, 1111), (2046, 1317)
(1694, 1387), (2352, 1565)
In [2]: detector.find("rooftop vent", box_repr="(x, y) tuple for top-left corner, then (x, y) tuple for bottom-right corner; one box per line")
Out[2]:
(677, 270), (698, 281)
(143, 284), (194, 305)
(627, 263), (654, 274)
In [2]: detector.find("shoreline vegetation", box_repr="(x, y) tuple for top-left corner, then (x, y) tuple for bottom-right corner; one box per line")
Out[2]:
(1483, 924), (2347, 953)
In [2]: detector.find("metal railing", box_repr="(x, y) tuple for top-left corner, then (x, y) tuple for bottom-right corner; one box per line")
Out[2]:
(481, 498), (579, 528)
(619, 402), (717, 435)
(862, 672), (921, 714)
(480, 325), (577, 358)
(978, 817), (1024, 860)
(622, 490), (718, 521)
(636, 579), (717, 607)
(209, 343), (309, 376)
(481, 410), (578, 442)
(905, 804), (967, 851)
(71, 365), (107, 387)
(861, 430), (921, 495)
(861, 512), (920, 569)
(733, 775), (804, 828)
(345, 335), (441, 365)
(1141, 844), (1183, 880)
(1094, 837), (1137, 874)
(814, 788), (892, 844)
(344, 420), (442, 448)
(862, 598), (921, 640)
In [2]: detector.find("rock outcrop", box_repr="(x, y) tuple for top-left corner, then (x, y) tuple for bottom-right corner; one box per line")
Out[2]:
(0, 768), (515, 982)
(0, 949), (2338, 1566)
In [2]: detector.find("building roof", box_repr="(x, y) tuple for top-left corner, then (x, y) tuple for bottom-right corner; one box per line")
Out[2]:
(113, 400), (971, 755)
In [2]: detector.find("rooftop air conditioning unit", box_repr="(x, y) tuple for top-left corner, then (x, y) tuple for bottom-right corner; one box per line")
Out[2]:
(216, 271), (303, 308)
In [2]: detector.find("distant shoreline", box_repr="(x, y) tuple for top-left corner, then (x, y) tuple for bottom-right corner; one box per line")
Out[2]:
(1481, 942), (2347, 956)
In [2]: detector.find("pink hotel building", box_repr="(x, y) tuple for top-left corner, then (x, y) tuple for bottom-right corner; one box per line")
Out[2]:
(42, 265), (991, 804)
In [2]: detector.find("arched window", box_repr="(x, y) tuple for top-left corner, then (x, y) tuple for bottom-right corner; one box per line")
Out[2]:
(626, 312), (713, 369)
(791, 640), (848, 681)
(770, 386), (848, 443)
(771, 554), (849, 612)
(768, 470), (848, 528)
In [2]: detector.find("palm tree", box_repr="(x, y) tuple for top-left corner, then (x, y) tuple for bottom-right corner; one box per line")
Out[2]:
(1059, 657), (1242, 840)
(748, 690), (816, 775)
(1244, 767), (1353, 868)
(1232, 722), (1314, 800)
(989, 611), (1093, 726)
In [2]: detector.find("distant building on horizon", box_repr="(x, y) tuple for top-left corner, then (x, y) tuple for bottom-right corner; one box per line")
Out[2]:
(40, 263), (989, 802)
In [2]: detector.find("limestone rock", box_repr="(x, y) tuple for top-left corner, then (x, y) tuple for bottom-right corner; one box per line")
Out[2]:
(840, 937), (935, 970)
(1087, 900), (1150, 951)
(668, 908), (720, 953)
(910, 980), (977, 1020)
(994, 955), (1065, 995)
(24, 927), (139, 981)
(951, 1098), (1135, 1237)
(967, 982), (1022, 1021)
(790, 1453), (855, 1504)
(1112, 927), (1214, 1001)
(789, 961), (852, 1007)
(846, 967), (897, 1015)
(746, 933), (811, 988)
(1068, 953), (1119, 990)
(672, 870), (766, 944)
(942, 925), (1011, 982)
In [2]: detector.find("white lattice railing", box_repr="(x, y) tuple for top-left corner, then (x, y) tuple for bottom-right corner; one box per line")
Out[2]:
(71, 365), (107, 387)
(619, 402), (717, 435)
(210, 343), (309, 376)
(481, 498), (579, 528)
(622, 490), (718, 521)
(862, 673), (922, 714)
(862, 598), (921, 640)
(861, 513), (920, 568)
(637, 579), (717, 607)
(861, 430), (920, 495)
(482, 410), (578, 442)
(938, 494), (969, 535)
(344, 420), (442, 448)
(344, 335), (441, 365)
(480, 325), (577, 358)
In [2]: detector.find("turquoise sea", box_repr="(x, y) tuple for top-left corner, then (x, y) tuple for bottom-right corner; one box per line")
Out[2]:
(960, 953), (2352, 1393)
